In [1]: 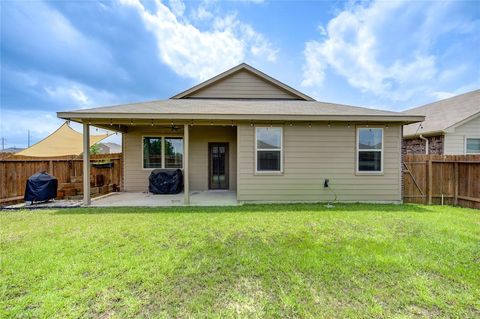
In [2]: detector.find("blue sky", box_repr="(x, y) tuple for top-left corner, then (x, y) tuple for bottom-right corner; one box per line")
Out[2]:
(1, 0), (479, 148)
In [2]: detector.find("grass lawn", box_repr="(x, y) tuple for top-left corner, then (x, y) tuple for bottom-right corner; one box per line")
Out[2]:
(1, 204), (479, 318)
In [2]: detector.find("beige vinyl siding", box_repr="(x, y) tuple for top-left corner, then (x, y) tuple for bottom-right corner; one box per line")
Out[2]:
(444, 114), (480, 154)
(237, 123), (402, 203)
(189, 126), (237, 191)
(124, 126), (182, 192)
(123, 126), (236, 192)
(186, 70), (300, 99)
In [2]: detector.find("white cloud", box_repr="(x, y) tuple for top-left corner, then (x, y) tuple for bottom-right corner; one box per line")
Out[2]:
(191, 5), (213, 21)
(45, 85), (90, 105)
(120, 0), (277, 81)
(301, 0), (473, 102)
(431, 91), (456, 100)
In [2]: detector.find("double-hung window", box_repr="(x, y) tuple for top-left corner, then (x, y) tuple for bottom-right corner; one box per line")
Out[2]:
(466, 138), (480, 154)
(255, 127), (283, 173)
(357, 128), (383, 173)
(143, 137), (162, 169)
(164, 137), (183, 168)
(143, 136), (183, 169)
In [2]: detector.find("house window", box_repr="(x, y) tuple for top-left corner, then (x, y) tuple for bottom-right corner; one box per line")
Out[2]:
(143, 137), (162, 169)
(143, 136), (183, 169)
(466, 138), (480, 154)
(256, 127), (282, 172)
(165, 137), (183, 168)
(357, 128), (383, 173)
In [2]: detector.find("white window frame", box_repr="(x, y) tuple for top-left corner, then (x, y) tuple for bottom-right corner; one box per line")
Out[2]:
(465, 136), (480, 154)
(142, 136), (184, 170)
(356, 127), (384, 174)
(255, 126), (283, 174)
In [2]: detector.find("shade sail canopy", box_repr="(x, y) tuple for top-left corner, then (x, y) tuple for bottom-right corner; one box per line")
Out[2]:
(16, 122), (110, 157)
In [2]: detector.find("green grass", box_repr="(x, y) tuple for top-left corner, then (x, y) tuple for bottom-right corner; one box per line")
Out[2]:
(1, 204), (479, 318)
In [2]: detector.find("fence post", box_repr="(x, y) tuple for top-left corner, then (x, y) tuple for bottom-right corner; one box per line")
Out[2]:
(48, 160), (53, 175)
(454, 162), (459, 206)
(427, 160), (432, 205)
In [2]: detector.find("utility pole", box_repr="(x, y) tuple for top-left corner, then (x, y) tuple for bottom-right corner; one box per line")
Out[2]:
(1, 137), (5, 150)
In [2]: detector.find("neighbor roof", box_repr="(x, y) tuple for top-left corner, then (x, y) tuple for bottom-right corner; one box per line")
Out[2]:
(58, 99), (424, 123)
(403, 89), (480, 138)
(171, 63), (314, 101)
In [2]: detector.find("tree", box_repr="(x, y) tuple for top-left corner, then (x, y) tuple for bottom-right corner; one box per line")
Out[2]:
(90, 144), (100, 155)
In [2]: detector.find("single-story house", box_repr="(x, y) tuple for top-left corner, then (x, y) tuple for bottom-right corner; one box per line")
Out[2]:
(403, 89), (480, 155)
(57, 63), (423, 205)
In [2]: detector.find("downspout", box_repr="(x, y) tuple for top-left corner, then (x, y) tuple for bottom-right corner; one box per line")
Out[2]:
(419, 134), (429, 155)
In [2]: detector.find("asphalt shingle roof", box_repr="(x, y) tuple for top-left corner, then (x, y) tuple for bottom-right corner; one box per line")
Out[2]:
(403, 89), (480, 137)
(63, 99), (411, 117)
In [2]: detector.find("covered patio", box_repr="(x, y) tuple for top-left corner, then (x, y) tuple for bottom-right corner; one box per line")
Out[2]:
(70, 118), (238, 206)
(91, 190), (238, 207)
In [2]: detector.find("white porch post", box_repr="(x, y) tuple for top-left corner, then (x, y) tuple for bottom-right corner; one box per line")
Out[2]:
(82, 122), (91, 206)
(183, 124), (189, 205)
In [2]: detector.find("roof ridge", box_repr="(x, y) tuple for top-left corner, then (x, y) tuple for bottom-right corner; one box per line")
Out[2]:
(405, 88), (480, 112)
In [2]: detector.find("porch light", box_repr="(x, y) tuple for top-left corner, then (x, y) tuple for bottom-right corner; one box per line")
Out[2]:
(110, 119), (113, 126)
(327, 121), (331, 128)
(151, 119), (154, 126)
(308, 122), (312, 128)
(289, 122), (293, 126)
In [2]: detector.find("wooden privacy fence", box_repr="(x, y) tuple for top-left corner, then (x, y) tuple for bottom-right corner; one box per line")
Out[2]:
(0, 153), (122, 204)
(403, 154), (480, 209)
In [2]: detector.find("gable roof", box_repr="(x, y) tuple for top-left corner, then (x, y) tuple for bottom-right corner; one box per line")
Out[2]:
(58, 99), (424, 123)
(171, 63), (314, 101)
(57, 63), (424, 125)
(403, 89), (480, 137)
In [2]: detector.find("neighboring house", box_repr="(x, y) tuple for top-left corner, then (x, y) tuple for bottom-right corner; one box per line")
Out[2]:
(403, 90), (480, 155)
(97, 142), (122, 154)
(58, 63), (423, 205)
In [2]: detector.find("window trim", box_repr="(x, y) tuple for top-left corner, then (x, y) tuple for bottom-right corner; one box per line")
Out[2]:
(465, 136), (480, 155)
(254, 126), (283, 174)
(142, 135), (184, 170)
(356, 127), (384, 175)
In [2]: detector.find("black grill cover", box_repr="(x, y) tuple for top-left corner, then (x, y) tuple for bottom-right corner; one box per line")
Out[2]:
(24, 172), (58, 202)
(149, 169), (184, 194)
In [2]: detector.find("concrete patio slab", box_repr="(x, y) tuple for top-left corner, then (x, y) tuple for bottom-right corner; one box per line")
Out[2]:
(3, 199), (82, 210)
(91, 191), (238, 207)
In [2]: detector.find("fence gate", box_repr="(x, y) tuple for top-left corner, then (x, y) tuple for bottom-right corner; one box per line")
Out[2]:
(403, 154), (480, 209)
